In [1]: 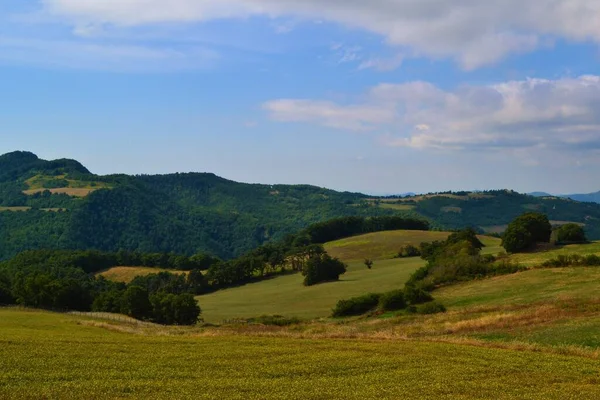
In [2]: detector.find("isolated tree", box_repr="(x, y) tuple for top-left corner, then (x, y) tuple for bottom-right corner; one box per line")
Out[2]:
(364, 259), (373, 270)
(302, 253), (347, 286)
(502, 212), (551, 253)
(515, 213), (552, 243)
(556, 224), (587, 244)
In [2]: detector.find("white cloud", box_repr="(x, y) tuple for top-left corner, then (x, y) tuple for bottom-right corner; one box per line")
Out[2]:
(42, 0), (600, 68)
(358, 54), (403, 72)
(0, 35), (218, 72)
(263, 99), (395, 131)
(263, 75), (600, 154)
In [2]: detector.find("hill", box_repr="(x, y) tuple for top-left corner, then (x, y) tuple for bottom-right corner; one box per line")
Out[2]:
(373, 190), (600, 238)
(0, 151), (395, 260)
(196, 230), (503, 322)
(4, 150), (600, 260)
(566, 191), (600, 204)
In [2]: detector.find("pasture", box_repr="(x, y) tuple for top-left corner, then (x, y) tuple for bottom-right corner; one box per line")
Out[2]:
(197, 257), (424, 322)
(324, 230), (502, 261)
(197, 230), (502, 322)
(2, 309), (600, 399)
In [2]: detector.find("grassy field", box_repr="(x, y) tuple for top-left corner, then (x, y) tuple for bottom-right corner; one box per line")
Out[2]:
(3, 309), (600, 399)
(509, 241), (600, 267)
(0, 206), (31, 212)
(97, 266), (189, 283)
(22, 174), (112, 197)
(197, 257), (424, 322)
(325, 230), (502, 261)
(198, 231), (502, 322)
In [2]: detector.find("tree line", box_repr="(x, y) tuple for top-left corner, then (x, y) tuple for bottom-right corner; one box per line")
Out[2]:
(0, 215), (429, 324)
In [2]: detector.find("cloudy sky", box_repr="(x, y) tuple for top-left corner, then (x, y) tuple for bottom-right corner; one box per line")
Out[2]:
(1, 1), (600, 194)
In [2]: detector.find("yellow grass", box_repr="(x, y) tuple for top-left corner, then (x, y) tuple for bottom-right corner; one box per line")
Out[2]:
(23, 188), (97, 197)
(0, 206), (31, 212)
(97, 266), (189, 283)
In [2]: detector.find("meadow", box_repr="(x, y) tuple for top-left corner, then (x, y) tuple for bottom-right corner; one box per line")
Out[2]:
(197, 257), (424, 322)
(2, 309), (600, 399)
(98, 266), (189, 283)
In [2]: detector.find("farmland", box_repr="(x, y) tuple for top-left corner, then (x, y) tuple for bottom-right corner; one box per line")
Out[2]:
(2, 309), (600, 399)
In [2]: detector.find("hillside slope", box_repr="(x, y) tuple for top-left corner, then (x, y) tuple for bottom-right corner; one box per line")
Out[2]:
(4, 150), (600, 260)
(0, 151), (393, 259)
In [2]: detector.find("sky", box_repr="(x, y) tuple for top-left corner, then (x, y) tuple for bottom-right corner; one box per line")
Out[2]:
(1, 1), (600, 195)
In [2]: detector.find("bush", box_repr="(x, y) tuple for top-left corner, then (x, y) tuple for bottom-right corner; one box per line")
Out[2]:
(542, 254), (600, 268)
(378, 290), (406, 312)
(396, 245), (421, 258)
(247, 315), (301, 326)
(415, 301), (446, 315)
(331, 293), (381, 317)
(556, 224), (587, 244)
(403, 285), (433, 305)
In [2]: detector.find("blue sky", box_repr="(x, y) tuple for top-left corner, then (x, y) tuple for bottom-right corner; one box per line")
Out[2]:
(1, 1), (600, 195)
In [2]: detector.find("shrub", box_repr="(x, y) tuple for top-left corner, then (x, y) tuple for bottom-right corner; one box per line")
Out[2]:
(415, 301), (446, 315)
(378, 290), (406, 312)
(396, 245), (421, 258)
(556, 224), (587, 244)
(403, 285), (433, 305)
(542, 254), (600, 268)
(331, 293), (381, 317)
(247, 315), (301, 326)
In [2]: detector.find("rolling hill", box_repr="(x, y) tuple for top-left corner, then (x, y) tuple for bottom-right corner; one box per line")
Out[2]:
(3, 150), (600, 261)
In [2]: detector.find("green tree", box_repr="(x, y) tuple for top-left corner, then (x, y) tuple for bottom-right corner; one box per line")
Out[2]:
(120, 286), (152, 320)
(302, 253), (347, 286)
(502, 223), (533, 253)
(556, 223), (587, 244)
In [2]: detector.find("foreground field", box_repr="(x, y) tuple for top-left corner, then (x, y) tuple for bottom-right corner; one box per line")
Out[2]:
(2, 309), (600, 400)
(198, 257), (424, 322)
(98, 266), (189, 283)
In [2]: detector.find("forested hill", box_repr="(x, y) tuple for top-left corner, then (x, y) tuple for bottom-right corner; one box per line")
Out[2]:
(3, 151), (600, 261)
(0, 151), (395, 260)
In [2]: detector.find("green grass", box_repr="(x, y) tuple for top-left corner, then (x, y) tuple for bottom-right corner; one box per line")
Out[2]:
(197, 231), (502, 323)
(198, 257), (424, 322)
(23, 174), (112, 197)
(509, 241), (600, 267)
(325, 230), (502, 262)
(436, 267), (600, 309)
(97, 266), (189, 283)
(2, 309), (600, 399)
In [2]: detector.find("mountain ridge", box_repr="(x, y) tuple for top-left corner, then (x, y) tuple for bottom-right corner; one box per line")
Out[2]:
(2, 151), (600, 260)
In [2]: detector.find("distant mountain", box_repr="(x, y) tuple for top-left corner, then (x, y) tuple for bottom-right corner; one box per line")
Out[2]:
(528, 192), (554, 197)
(564, 191), (600, 204)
